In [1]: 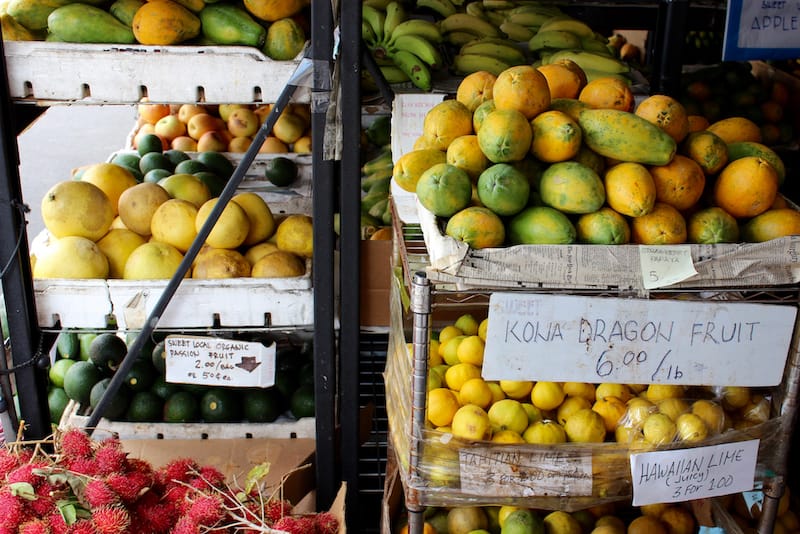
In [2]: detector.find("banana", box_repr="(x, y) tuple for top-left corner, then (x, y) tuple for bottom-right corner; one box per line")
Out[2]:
(547, 49), (630, 74)
(508, 4), (563, 17)
(439, 13), (502, 38)
(364, 0), (393, 8)
(383, 1), (407, 41)
(529, 30), (583, 51)
(363, 174), (392, 194)
(391, 49), (432, 91)
(465, 1), (487, 20)
(461, 39), (526, 65)
(379, 64), (412, 84)
(538, 16), (595, 39)
(387, 19), (442, 44)
(582, 68), (631, 83)
(505, 11), (554, 28)
(483, 10), (506, 27)
(499, 21), (535, 42)
(362, 21), (378, 45)
(416, 0), (457, 18)
(446, 31), (480, 47)
(362, 148), (394, 174)
(453, 53), (511, 76)
(363, 5), (387, 44)
(580, 36), (614, 56)
(390, 34), (443, 68)
(482, 0), (514, 8)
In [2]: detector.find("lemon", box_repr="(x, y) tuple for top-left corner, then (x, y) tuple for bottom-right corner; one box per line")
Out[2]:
(657, 398), (690, 422)
(459, 378), (493, 409)
(595, 515), (626, 531)
(487, 398), (529, 434)
(498, 506), (522, 528)
(564, 408), (607, 443)
(523, 419), (566, 444)
(95, 228), (146, 279)
(691, 399), (726, 434)
(591, 523), (626, 534)
(150, 198), (199, 252)
(426, 388), (460, 427)
(628, 515), (668, 534)
(676, 413), (708, 442)
(521, 402), (543, 425)
(530, 381), (565, 411)
(615, 424), (644, 444)
(642, 413), (677, 445)
(646, 384), (687, 403)
(659, 506), (697, 534)
(499, 380), (533, 399)
(244, 241), (279, 266)
(438, 325), (464, 345)
(196, 198), (250, 250)
(487, 382), (506, 404)
(80, 162), (139, 215)
(451, 404), (491, 441)
(625, 397), (656, 427)
(595, 383), (632, 403)
(440, 335), (466, 366)
(427, 368), (442, 391)
(592, 396), (628, 432)
(491, 429), (525, 443)
(721, 386), (751, 410)
(41, 180), (115, 241)
(123, 241), (185, 280)
(563, 382), (596, 403)
(544, 511), (582, 534)
(33, 236), (109, 279)
(429, 339), (442, 366)
(556, 395), (591, 426)
(232, 192), (276, 246)
(478, 318), (489, 341)
(444, 362), (481, 392)
(454, 313), (479, 336)
(275, 214), (313, 258)
(456, 335), (485, 366)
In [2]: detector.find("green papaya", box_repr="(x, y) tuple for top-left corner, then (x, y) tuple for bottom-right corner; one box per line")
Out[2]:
(199, 3), (265, 47)
(47, 3), (136, 43)
(109, 0), (145, 27)
(7, 0), (73, 31)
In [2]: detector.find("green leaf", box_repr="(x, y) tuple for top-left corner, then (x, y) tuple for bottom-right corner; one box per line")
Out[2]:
(58, 502), (78, 525)
(244, 461), (271, 495)
(9, 482), (36, 500)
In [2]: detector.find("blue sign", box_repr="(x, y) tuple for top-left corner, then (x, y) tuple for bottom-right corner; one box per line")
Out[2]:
(723, 0), (800, 60)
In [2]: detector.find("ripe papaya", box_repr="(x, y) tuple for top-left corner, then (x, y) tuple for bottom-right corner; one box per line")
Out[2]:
(48, 4), (136, 43)
(109, 0), (145, 27)
(7, 0), (73, 31)
(577, 108), (677, 166)
(263, 17), (305, 60)
(132, 0), (200, 45)
(242, 0), (308, 22)
(199, 3), (265, 47)
(0, 12), (38, 39)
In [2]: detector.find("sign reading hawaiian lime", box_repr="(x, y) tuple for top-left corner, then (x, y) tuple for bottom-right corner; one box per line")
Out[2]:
(482, 293), (796, 386)
(165, 335), (275, 388)
(723, 0), (800, 60)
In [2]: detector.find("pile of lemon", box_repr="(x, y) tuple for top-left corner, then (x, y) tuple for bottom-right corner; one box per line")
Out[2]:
(419, 314), (769, 447)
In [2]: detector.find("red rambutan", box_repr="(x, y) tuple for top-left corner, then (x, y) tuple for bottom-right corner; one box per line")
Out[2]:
(135, 502), (176, 534)
(90, 506), (131, 534)
(124, 458), (154, 477)
(0, 447), (20, 478)
(65, 518), (98, 534)
(93, 445), (128, 476)
(6, 463), (38, 486)
(104, 471), (150, 503)
(272, 515), (316, 534)
(28, 492), (56, 516)
(314, 511), (339, 534)
(261, 499), (293, 525)
(19, 519), (50, 534)
(196, 466), (226, 489)
(66, 457), (99, 477)
(187, 494), (225, 526)
(59, 429), (94, 460)
(47, 513), (68, 534)
(83, 479), (120, 508)
(0, 489), (25, 528)
(171, 516), (200, 534)
(160, 458), (199, 485)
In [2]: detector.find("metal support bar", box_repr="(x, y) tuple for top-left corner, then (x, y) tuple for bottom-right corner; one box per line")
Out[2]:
(651, 0), (689, 96)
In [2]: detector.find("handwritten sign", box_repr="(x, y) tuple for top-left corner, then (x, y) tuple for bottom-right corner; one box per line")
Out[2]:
(723, 0), (800, 60)
(390, 93), (445, 160)
(459, 447), (593, 497)
(165, 335), (275, 388)
(482, 293), (796, 386)
(630, 439), (759, 505)
(639, 245), (697, 289)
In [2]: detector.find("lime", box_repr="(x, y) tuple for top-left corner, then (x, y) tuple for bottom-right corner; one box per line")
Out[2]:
(111, 152), (142, 170)
(88, 333), (128, 375)
(197, 151), (235, 180)
(174, 159), (209, 175)
(124, 360), (157, 392)
(89, 378), (131, 420)
(194, 171), (226, 197)
(163, 391), (200, 423)
(163, 149), (190, 167)
(137, 133), (164, 156)
(126, 390), (163, 422)
(151, 340), (167, 375)
(243, 388), (282, 423)
(200, 388), (241, 422)
(139, 152), (174, 175)
(143, 168), (172, 184)
(150, 376), (181, 400)
(289, 384), (314, 419)
(48, 387), (70, 424)
(264, 156), (298, 187)
(78, 333), (98, 361)
(63, 360), (103, 405)
(49, 358), (76, 388)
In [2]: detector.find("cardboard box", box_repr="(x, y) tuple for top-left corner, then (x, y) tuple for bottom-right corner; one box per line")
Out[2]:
(360, 239), (393, 328)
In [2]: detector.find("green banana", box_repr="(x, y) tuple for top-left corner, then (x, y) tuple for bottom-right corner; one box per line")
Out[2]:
(538, 16), (595, 38)
(461, 39), (526, 65)
(505, 11), (554, 28)
(580, 36), (614, 56)
(363, 193), (389, 216)
(439, 13), (501, 38)
(547, 49), (630, 74)
(499, 21), (535, 41)
(387, 19), (442, 44)
(529, 29), (582, 51)
(465, 1), (487, 20)
(483, 9), (506, 27)
(417, 0), (456, 18)
(364, 0), (393, 8)
(364, 175), (392, 194)
(446, 31), (480, 47)
(368, 197), (390, 219)
(482, 0), (514, 8)
(391, 48), (432, 91)
(379, 64), (411, 84)
(362, 20), (378, 45)
(363, 5), (386, 43)
(381, 199), (393, 226)
(391, 34), (443, 68)
(362, 147), (393, 173)
(383, 1), (406, 42)
(453, 53), (511, 76)
(508, 4), (563, 17)
(582, 68), (631, 83)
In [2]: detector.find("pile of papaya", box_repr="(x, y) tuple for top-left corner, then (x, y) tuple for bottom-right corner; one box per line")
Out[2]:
(0, 0), (309, 59)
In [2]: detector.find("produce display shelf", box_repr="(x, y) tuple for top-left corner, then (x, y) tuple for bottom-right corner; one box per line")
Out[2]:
(3, 41), (311, 104)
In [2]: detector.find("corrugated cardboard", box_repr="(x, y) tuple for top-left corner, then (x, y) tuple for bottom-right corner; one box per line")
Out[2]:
(360, 239), (393, 327)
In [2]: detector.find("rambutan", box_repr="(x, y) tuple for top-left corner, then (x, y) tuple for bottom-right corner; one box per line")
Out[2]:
(160, 458), (199, 484)
(0, 490), (25, 528)
(93, 445), (128, 477)
(59, 429), (94, 460)
(124, 458), (154, 477)
(261, 499), (293, 525)
(47, 513), (68, 534)
(186, 494), (225, 526)
(135, 502), (176, 534)
(19, 519), (50, 534)
(314, 511), (339, 534)
(171, 516), (200, 534)
(272, 515), (316, 534)
(90, 506), (131, 534)
(104, 471), (150, 503)
(6, 463), (38, 486)
(83, 479), (120, 508)
(65, 519), (98, 534)
(65, 457), (99, 477)
(28, 492), (56, 516)
(196, 466), (226, 489)
(0, 447), (20, 478)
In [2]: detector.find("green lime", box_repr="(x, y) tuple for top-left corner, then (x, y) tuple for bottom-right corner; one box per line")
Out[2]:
(111, 152), (142, 171)
(137, 133), (165, 156)
(56, 330), (80, 359)
(49, 358), (76, 388)
(197, 151), (235, 180)
(63, 360), (103, 406)
(150, 376), (180, 400)
(151, 340), (167, 375)
(243, 388), (282, 423)
(163, 391), (200, 423)
(89, 378), (131, 421)
(174, 159), (209, 175)
(200, 388), (240, 423)
(139, 152), (174, 175)
(290, 384), (314, 419)
(264, 156), (298, 187)
(124, 360), (157, 392)
(48, 387), (70, 425)
(78, 333), (98, 361)
(143, 168), (172, 184)
(163, 149), (191, 167)
(88, 333), (128, 375)
(126, 390), (163, 422)
(194, 171), (226, 197)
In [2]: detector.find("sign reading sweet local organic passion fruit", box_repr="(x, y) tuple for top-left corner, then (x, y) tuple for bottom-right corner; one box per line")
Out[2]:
(482, 294), (797, 387)
(165, 335), (275, 388)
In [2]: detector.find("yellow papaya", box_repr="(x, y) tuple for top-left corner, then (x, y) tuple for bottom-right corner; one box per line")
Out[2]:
(1, 12), (36, 39)
(242, 0), (308, 22)
(132, 0), (200, 45)
(7, 0), (72, 31)
(263, 16), (305, 60)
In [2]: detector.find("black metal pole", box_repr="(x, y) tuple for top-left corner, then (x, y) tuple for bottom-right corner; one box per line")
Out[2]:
(653, 0), (689, 96)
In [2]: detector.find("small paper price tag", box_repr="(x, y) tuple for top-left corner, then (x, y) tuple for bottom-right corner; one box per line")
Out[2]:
(165, 335), (275, 388)
(639, 245), (697, 289)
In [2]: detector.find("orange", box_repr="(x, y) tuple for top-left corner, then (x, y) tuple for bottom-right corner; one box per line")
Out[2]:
(578, 76), (634, 111)
(686, 114), (710, 132)
(456, 70), (497, 112)
(529, 110), (582, 163)
(741, 208), (800, 242)
(445, 206), (506, 249)
(687, 207), (740, 244)
(681, 130), (728, 175)
(706, 116), (762, 144)
(422, 99), (474, 150)
(630, 202), (687, 245)
(634, 94), (690, 142)
(477, 108), (533, 163)
(649, 154), (705, 211)
(713, 156), (778, 218)
(536, 62), (585, 99)
(603, 162), (656, 217)
(492, 65), (551, 120)
(576, 206), (631, 244)
(446, 134), (489, 180)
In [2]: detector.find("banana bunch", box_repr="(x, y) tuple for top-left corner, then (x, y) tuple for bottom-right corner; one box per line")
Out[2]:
(362, 1), (444, 91)
(360, 146), (393, 227)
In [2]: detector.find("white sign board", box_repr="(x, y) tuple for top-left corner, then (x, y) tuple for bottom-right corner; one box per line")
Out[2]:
(459, 447), (593, 497)
(630, 440), (759, 506)
(390, 92), (445, 160)
(482, 293), (796, 386)
(165, 335), (276, 388)
(723, 0), (800, 60)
